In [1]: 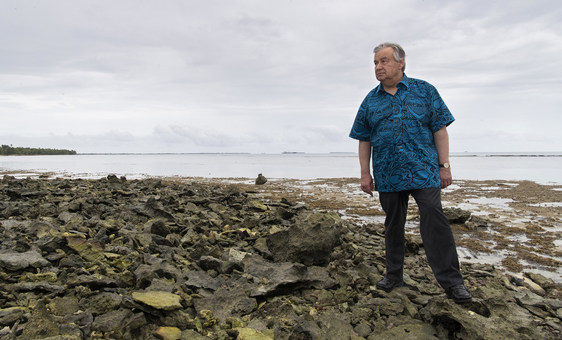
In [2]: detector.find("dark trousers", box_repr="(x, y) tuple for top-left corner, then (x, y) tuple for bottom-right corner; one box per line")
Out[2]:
(379, 188), (464, 289)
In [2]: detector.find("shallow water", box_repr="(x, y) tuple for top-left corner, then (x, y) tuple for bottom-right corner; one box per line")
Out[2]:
(1, 153), (561, 184)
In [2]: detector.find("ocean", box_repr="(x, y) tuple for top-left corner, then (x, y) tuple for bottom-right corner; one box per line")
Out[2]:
(1, 152), (561, 185)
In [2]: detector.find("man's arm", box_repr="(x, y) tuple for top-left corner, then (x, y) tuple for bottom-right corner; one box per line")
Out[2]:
(434, 126), (452, 188)
(359, 140), (374, 196)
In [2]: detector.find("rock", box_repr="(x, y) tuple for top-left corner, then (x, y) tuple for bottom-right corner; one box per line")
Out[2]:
(235, 327), (274, 340)
(0, 177), (559, 339)
(184, 269), (222, 291)
(48, 296), (80, 316)
(0, 307), (27, 326)
(465, 215), (489, 230)
(255, 173), (267, 185)
(420, 297), (545, 339)
(353, 322), (372, 338)
(525, 272), (556, 291)
(0, 250), (50, 271)
(193, 287), (257, 321)
(132, 291), (183, 311)
(311, 312), (360, 339)
(19, 301), (63, 339)
(511, 274), (548, 296)
(368, 321), (439, 340)
(144, 218), (171, 237)
(81, 292), (124, 315)
(91, 308), (133, 332)
(154, 326), (182, 340)
(66, 236), (105, 263)
(181, 329), (208, 339)
(443, 207), (471, 224)
(198, 255), (223, 272)
(267, 211), (342, 265)
(248, 200), (268, 212)
(242, 255), (337, 297)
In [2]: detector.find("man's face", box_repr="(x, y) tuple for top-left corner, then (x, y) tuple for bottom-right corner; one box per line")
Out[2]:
(374, 47), (404, 83)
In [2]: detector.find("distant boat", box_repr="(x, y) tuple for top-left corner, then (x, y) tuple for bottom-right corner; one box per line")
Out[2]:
(282, 151), (305, 154)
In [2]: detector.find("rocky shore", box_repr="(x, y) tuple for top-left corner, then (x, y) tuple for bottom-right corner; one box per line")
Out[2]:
(0, 175), (561, 339)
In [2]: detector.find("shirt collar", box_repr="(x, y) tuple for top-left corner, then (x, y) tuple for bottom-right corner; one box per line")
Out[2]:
(374, 74), (409, 95)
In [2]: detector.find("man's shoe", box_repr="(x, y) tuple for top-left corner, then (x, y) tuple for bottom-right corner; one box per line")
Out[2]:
(446, 284), (472, 304)
(376, 277), (404, 293)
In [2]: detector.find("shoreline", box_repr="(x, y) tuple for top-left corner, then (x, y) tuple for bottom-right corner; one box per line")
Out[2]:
(0, 173), (561, 338)
(219, 177), (562, 284)
(1, 153), (561, 186)
(2, 170), (561, 283)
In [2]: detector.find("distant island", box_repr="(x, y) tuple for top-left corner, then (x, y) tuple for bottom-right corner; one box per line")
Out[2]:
(0, 145), (77, 156)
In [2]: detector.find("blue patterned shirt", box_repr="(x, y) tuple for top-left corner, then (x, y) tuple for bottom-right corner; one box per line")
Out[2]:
(349, 75), (454, 192)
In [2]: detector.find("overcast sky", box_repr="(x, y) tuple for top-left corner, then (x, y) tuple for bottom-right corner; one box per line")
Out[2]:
(1, 0), (561, 154)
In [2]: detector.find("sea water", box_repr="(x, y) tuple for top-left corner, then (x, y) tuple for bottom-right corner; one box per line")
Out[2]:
(0, 152), (561, 184)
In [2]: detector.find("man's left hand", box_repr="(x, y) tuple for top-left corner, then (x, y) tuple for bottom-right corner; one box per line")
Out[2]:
(440, 168), (452, 188)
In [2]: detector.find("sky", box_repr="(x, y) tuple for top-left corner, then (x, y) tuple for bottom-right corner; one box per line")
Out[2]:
(1, 0), (561, 154)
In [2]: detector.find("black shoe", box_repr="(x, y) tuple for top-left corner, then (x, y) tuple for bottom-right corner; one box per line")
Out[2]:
(446, 284), (472, 304)
(376, 277), (404, 292)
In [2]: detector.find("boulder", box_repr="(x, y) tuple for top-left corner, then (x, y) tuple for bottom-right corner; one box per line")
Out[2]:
(255, 173), (268, 185)
(267, 211), (342, 265)
(443, 207), (471, 224)
(420, 297), (545, 339)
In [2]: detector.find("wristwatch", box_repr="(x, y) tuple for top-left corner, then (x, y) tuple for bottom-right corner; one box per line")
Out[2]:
(439, 162), (450, 168)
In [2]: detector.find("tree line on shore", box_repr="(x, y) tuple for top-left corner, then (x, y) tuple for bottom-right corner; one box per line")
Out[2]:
(0, 144), (76, 155)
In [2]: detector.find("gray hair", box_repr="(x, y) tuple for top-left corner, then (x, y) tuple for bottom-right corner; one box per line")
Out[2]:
(373, 42), (406, 72)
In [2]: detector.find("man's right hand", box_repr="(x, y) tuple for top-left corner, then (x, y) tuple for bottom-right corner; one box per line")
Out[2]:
(361, 173), (374, 196)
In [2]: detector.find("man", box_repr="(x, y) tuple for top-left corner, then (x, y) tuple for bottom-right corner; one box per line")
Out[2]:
(349, 42), (472, 303)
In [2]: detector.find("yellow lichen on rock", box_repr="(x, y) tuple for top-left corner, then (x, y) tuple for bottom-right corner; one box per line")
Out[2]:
(132, 291), (183, 310)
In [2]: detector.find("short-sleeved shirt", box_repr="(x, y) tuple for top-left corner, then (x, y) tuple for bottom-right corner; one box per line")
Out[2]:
(349, 74), (454, 192)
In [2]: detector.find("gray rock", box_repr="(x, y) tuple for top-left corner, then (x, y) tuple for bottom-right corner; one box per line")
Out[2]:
(354, 321), (373, 338)
(465, 215), (489, 230)
(144, 218), (171, 237)
(443, 207), (471, 223)
(525, 272), (556, 291)
(198, 255), (223, 272)
(10, 281), (65, 293)
(368, 321), (439, 340)
(193, 287), (257, 321)
(0, 307), (26, 327)
(0, 250), (50, 271)
(184, 269), (222, 291)
(267, 211), (342, 266)
(242, 255), (337, 297)
(134, 262), (182, 289)
(314, 312), (359, 339)
(81, 292), (124, 315)
(91, 308), (133, 332)
(420, 297), (545, 340)
(255, 173), (268, 185)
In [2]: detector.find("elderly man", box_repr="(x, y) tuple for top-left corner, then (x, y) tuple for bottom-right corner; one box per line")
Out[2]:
(349, 42), (471, 303)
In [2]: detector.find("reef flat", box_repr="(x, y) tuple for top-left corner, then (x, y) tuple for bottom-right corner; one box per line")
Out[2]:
(0, 175), (560, 339)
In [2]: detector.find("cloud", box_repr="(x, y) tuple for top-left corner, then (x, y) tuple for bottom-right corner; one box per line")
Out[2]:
(0, 0), (561, 153)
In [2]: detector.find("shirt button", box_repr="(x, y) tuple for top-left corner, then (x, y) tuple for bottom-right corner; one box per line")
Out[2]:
(394, 119), (398, 123)
(395, 133), (399, 136)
